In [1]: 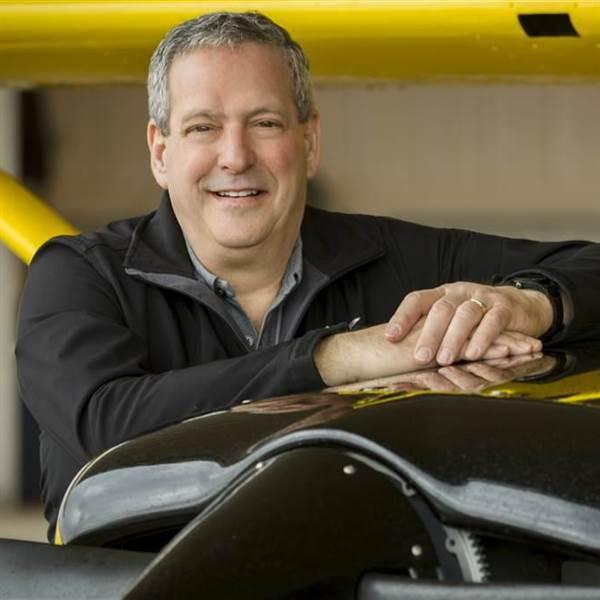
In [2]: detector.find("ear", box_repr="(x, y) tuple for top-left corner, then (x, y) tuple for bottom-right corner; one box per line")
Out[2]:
(304, 111), (321, 179)
(147, 119), (169, 189)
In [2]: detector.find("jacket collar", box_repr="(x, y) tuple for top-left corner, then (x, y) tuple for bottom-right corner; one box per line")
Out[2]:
(301, 205), (385, 277)
(123, 192), (195, 278)
(124, 192), (385, 279)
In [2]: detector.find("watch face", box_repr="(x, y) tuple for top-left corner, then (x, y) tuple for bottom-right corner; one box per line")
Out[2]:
(513, 276), (560, 297)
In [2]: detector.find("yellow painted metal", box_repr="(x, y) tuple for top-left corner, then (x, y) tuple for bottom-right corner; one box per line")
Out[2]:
(0, 171), (79, 264)
(1, 1), (600, 85)
(340, 367), (600, 408)
(54, 524), (63, 546)
(484, 368), (600, 401)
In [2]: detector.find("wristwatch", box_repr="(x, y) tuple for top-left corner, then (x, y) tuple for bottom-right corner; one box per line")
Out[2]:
(506, 275), (564, 342)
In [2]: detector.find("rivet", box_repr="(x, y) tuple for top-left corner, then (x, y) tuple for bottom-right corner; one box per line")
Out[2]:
(411, 545), (423, 557)
(402, 481), (416, 497)
(255, 461), (265, 470)
(343, 465), (356, 475)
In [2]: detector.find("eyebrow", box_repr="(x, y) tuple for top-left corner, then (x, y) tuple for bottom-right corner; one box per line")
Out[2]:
(246, 106), (286, 119)
(180, 110), (223, 126)
(180, 106), (286, 126)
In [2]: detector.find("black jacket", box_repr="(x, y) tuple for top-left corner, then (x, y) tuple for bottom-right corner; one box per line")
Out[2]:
(16, 197), (600, 535)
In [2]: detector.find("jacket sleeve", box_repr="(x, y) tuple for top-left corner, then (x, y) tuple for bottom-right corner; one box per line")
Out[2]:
(16, 243), (334, 465)
(380, 219), (600, 344)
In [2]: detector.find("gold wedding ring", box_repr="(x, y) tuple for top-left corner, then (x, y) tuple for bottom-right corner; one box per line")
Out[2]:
(469, 297), (488, 312)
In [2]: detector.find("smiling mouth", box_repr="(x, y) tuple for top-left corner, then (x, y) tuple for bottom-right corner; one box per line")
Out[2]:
(212, 189), (263, 198)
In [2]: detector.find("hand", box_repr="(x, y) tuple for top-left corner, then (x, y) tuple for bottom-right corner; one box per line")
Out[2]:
(428, 352), (555, 392)
(315, 323), (427, 387)
(314, 319), (531, 388)
(328, 352), (556, 394)
(384, 282), (552, 365)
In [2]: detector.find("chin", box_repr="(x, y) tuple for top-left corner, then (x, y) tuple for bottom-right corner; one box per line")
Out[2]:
(213, 232), (267, 250)
(209, 218), (276, 249)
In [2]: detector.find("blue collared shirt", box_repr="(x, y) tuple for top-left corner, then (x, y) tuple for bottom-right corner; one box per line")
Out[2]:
(186, 238), (304, 349)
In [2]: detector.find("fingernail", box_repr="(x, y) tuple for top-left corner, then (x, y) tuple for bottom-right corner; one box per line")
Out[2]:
(385, 323), (402, 339)
(465, 345), (480, 360)
(438, 348), (453, 364)
(416, 347), (431, 362)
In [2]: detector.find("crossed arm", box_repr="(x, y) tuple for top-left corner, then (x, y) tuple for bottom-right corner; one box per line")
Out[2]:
(315, 281), (554, 387)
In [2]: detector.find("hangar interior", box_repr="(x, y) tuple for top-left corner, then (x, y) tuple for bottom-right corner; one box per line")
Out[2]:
(1, 2), (600, 542)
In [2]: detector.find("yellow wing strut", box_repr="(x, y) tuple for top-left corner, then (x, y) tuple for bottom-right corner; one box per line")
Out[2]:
(0, 170), (79, 264)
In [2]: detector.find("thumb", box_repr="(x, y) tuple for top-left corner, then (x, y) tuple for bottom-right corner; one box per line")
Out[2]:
(385, 288), (442, 342)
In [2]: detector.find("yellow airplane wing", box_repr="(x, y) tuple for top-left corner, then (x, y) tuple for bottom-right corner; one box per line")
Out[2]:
(1, 1), (600, 86)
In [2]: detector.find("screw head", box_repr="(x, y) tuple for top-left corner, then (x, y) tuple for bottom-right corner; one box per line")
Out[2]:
(343, 465), (356, 475)
(411, 545), (423, 557)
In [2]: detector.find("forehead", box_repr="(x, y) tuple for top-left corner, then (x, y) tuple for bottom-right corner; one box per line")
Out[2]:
(167, 43), (295, 117)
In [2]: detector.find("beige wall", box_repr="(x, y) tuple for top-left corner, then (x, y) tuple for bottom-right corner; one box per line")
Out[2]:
(42, 83), (600, 240)
(317, 84), (600, 240)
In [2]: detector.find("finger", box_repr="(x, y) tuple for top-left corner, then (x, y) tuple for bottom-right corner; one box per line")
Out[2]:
(496, 330), (539, 344)
(389, 382), (422, 392)
(461, 339), (511, 361)
(477, 333), (541, 361)
(479, 353), (531, 369)
(438, 365), (486, 391)
(414, 296), (461, 363)
(462, 361), (514, 384)
(436, 298), (489, 365)
(494, 331), (543, 355)
(385, 289), (443, 342)
(415, 371), (460, 392)
(480, 344), (510, 360)
(464, 304), (512, 360)
(482, 352), (544, 371)
(508, 353), (551, 378)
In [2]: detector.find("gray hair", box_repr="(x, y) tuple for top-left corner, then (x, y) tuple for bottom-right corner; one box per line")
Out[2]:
(148, 11), (314, 134)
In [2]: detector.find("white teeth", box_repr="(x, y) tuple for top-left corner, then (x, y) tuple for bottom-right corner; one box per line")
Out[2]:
(215, 190), (260, 198)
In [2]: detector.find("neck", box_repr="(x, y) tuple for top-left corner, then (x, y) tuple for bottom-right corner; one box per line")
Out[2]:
(196, 236), (295, 293)
(187, 231), (299, 330)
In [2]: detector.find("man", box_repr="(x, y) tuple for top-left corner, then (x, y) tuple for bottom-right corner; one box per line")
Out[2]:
(16, 11), (600, 538)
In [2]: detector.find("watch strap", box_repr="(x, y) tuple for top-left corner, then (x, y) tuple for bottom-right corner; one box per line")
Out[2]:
(506, 276), (563, 343)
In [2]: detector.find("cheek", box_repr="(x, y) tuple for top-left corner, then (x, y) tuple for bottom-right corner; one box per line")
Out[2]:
(167, 144), (212, 185)
(264, 139), (306, 184)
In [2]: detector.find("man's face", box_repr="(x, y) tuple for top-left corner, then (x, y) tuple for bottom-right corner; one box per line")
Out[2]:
(148, 43), (320, 257)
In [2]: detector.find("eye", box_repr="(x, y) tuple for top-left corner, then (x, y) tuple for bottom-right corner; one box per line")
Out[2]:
(185, 124), (214, 135)
(255, 120), (281, 129)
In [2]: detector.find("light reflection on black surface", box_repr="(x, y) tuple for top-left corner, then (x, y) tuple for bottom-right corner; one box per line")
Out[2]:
(60, 346), (600, 547)
(327, 353), (558, 395)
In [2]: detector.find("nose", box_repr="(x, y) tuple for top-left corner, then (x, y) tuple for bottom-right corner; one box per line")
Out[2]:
(217, 125), (255, 173)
